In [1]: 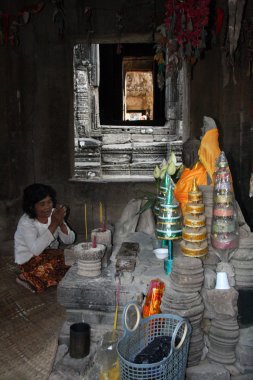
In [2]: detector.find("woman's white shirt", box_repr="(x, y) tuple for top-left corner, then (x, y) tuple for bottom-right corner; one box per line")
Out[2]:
(14, 212), (75, 264)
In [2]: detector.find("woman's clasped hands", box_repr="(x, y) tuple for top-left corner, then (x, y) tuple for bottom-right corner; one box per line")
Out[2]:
(51, 205), (67, 226)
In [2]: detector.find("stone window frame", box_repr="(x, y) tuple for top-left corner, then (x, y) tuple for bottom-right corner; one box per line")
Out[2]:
(71, 43), (188, 183)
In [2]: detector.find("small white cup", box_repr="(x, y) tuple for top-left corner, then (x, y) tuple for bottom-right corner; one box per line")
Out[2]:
(153, 248), (168, 260)
(215, 272), (230, 290)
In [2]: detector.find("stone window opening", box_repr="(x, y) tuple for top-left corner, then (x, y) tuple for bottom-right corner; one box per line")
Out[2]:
(72, 43), (185, 182)
(99, 44), (165, 126)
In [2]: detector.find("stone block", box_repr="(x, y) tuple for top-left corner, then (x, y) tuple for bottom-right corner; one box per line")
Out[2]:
(224, 364), (241, 376)
(131, 134), (154, 143)
(232, 248), (253, 261)
(101, 143), (132, 152)
(74, 166), (101, 179)
(238, 326), (253, 346)
(153, 134), (170, 142)
(132, 141), (167, 152)
(202, 288), (239, 319)
(65, 309), (122, 329)
(235, 326), (253, 368)
(203, 268), (216, 289)
(57, 264), (143, 312)
(202, 249), (220, 269)
(102, 153), (131, 164)
(102, 133), (131, 145)
(231, 374), (253, 380)
(236, 344), (253, 367)
(101, 244), (112, 268)
(235, 362), (253, 375)
(77, 137), (102, 147)
(116, 242), (139, 258)
(186, 359), (230, 380)
(101, 164), (130, 176)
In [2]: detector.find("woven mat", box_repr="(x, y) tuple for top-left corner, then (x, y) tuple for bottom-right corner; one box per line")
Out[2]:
(0, 242), (66, 380)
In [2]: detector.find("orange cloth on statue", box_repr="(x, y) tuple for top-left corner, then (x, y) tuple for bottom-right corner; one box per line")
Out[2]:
(198, 128), (221, 184)
(174, 161), (208, 214)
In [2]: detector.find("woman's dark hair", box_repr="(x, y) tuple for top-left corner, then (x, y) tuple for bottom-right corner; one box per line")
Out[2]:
(22, 183), (57, 218)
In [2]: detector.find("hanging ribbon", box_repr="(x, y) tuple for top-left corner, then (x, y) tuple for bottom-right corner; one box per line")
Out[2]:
(2, 14), (10, 45)
(215, 7), (224, 35)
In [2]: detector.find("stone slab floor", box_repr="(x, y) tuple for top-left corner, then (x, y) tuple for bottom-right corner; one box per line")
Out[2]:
(1, 240), (253, 380)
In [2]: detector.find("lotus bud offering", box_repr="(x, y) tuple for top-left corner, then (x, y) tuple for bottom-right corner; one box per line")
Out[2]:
(167, 151), (177, 175)
(211, 151), (239, 255)
(153, 165), (161, 179)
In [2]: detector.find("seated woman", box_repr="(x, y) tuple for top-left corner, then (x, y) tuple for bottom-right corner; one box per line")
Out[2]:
(174, 116), (221, 213)
(14, 183), (76, 293)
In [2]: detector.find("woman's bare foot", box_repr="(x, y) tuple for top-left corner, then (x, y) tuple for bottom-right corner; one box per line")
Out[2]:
(16, 275), (36, 293)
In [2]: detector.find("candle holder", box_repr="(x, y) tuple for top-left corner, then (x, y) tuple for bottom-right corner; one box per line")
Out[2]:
(91, 227), (112, 268)
(74, 242), (106, 277)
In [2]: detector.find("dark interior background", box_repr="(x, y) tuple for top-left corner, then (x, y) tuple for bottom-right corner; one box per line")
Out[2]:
(1, 0), (253, 242)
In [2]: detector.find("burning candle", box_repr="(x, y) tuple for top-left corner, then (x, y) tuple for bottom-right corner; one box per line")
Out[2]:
(84, 204), (88, 241)
(99, 202), (103, 224)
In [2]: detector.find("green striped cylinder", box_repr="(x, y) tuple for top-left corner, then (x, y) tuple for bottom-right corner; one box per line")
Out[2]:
(154, 194), (167, 216)
(156, 204), (182, 240)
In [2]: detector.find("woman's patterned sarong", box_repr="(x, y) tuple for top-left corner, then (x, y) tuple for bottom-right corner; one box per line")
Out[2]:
(18, 249), (69, 293)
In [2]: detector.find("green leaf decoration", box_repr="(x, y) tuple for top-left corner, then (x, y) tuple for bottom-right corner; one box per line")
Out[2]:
(137, 198), (156, 215)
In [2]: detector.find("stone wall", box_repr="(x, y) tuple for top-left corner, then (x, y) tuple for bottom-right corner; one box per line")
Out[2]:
(1, 0), (253, 241)
(189, 0), (253, 229)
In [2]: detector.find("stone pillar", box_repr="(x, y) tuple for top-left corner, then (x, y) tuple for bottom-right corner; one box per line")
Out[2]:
(202, 287), (239, 365)
(161, 256), (205, 367)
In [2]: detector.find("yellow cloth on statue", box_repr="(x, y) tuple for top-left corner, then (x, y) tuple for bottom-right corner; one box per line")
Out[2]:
(174, 127), (221, 212)
(174, 161), (208, 214)
(198, 128), (221, 184)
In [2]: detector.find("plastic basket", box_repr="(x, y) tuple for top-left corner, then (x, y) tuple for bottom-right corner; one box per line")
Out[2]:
(117, 302), (191, 380)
